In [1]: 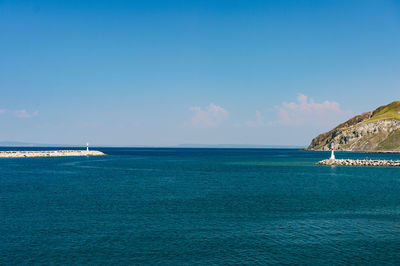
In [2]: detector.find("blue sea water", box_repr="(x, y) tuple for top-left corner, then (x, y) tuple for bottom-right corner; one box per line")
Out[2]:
(1, 148), (400, 265)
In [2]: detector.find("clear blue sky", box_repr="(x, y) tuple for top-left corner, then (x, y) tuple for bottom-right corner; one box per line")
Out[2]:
(1, 0), (399, 146)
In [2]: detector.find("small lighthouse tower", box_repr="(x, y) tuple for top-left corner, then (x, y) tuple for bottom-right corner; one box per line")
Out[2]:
(86, 142), (89, 152)
(330, 143), (335, 160)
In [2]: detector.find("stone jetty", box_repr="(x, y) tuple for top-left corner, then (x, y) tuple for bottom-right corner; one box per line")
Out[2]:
(316, 159), (400, 167)
(0, 150), (106, 158)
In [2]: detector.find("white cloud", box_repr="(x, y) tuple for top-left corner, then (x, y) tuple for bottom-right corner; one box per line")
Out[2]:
(245, 110), (267, 127)
(14, 109), (39, 118)
(190, 103), (229, 127)
(277, 94), (351, 126)
(0, 109), (5, 115)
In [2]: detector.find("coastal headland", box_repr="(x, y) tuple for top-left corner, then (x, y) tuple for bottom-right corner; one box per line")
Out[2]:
(0, 150), (106, 158)
(316, 158), (400, 167)
(308, 101), (400, 152)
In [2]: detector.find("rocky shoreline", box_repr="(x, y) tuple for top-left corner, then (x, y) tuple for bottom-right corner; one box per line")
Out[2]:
(0, 150), (106, 158)
(306, 149), (400, 154)
(316, 159), (400, 167)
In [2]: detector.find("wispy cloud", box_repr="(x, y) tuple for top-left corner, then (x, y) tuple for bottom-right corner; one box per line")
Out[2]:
(80, 122), (104, 128)
(0, 109), (39, 118)
(245, 110), (268, 127)
(14, 109), (39, 118)
(189, 103), (229, 127)
(276, 94), (351, 126)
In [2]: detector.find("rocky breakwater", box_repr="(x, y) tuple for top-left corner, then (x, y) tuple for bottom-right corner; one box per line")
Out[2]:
(316, 159), (400, 167)
(0, 150), (106, 158)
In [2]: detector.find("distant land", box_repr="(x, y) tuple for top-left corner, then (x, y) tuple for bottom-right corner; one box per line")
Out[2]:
(0, 141), (81, 147)
(308, 101), (400, 152)
(0, 141), (301, 149)
(175, 144), (302, 148)
(0, 141), (47, 147)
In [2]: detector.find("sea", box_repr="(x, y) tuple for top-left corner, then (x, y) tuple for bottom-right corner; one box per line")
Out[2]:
(1, 148), (400, 265)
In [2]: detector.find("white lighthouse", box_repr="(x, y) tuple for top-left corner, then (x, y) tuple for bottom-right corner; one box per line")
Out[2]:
(86, 142), (89, 152)
(330, 143), (335, 160)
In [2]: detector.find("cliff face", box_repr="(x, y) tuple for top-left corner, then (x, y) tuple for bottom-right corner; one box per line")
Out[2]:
(308, 101), (400, 152)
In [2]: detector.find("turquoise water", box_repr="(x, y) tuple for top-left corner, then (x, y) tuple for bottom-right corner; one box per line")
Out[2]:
(1, 148), (400, 265)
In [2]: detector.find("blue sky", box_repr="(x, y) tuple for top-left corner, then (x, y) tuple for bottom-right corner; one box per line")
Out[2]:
(1, 0), (399, 146)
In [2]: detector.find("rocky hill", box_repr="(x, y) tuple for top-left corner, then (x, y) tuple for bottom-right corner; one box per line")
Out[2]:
(308, 101), (400, 152)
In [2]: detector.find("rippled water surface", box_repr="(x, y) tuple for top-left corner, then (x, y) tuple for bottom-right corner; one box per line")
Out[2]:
(1, 148), (400, 265)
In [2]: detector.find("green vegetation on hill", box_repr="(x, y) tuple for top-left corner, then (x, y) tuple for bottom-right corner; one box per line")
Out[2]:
(365, 101), (400, 123)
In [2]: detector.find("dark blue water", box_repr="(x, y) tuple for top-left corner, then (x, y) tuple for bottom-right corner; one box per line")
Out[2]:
(1, 148), (400, 265)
